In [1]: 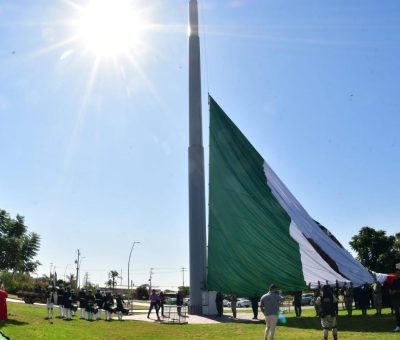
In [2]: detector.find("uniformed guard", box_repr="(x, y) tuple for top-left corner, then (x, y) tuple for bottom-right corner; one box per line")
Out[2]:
(343, 282), (354, 316)
(95, 289), (104, 320)
(71, 289), (78, 316)
(57, 285), (65, 318)
(316, 285), (338, 340)
(63, 287), (72, 320)
(79, 288), (87, 319)
(103, 291), (114, 321)
(116, 294), (126, 321)
(46, 286), (57, 319)
(86, 290), (96, 321)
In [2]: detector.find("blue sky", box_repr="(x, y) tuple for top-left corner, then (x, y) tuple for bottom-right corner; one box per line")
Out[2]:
(0, 0), (399, 289)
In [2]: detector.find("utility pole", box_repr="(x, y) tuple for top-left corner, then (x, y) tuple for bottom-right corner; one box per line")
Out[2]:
(182, 267), (186, 287)
(75, 249), (80, 289)
(120, 268), (123, 286)
(188, 0), (207, 315)
(149, 268), (153, 293)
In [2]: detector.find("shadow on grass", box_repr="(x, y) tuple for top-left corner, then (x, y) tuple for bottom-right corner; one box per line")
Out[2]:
(283, 314), (396, 332)
(0, 318), (29, 326)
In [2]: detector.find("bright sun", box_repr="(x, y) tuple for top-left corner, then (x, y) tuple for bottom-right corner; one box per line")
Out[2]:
(76, 0), (144, 57)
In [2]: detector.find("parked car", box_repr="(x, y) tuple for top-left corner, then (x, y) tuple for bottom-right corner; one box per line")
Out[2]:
(165, 297), (177, 305)
(237, 298), (251, 308)
(223, 299), (231, 307)
(301, 293), (314, 306)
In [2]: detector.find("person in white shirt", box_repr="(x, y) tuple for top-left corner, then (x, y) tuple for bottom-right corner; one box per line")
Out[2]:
(260, 284), (284, 340)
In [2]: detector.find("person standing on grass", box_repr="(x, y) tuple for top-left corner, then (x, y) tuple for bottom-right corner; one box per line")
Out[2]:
(158, 291), (165, 318)
(46, 286), (57, 319)
(103, 291), (114, 321)
(390, 263), (400, 332)
(249, 295), (260, 319)
(343, 282), (354, 316)
(79, 288), (87, 319)
(116, 294), (126, 321)
(230, 295), (237, 319)
(358, 284), (369, 316)
(260, 284), (284, 340)
(95, 290), (103, 320)
(313, 283), (321, 317)
(86, 290), (96, 321)
(147, 289), (160, 320)
(372, 281), (383, 316)
(315, 285), (338, 340)
(63, 287), (72, 321)
(57, 285), (65, 318)
(0, 288), (8, 321)
(293, 291), (302, 317)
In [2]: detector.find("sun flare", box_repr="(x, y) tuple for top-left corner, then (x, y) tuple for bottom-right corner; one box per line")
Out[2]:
(76, 0), (144, 57)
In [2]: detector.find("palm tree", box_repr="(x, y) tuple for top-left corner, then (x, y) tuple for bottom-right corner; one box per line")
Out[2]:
(66, 273), (76, 288)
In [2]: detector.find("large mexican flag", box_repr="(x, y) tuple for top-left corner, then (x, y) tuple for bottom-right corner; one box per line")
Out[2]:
(207, 96), (381, 296)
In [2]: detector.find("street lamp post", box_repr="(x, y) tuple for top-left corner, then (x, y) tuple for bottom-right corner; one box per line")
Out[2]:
(128, 241), (140, 302)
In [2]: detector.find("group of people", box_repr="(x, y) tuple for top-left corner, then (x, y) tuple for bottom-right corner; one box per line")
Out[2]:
(46, 286), (128, 321)
(147, 289), (185, 321)
(215, 292), (260, 320)
(214, 264), (400, 340)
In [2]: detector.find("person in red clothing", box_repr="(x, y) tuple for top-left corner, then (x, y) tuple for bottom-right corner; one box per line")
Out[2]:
(0, 289), (8, 321)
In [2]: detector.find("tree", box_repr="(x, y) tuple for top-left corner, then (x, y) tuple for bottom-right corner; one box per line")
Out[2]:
(349, 226), (400, 273)
(178, 286), (190, 297)
(105, 270), (120, 292)
(0, 209), (41, 273)
(135, 284), (149, 300)
(395, 233), (400, 253)
(66, 274), (76, 289)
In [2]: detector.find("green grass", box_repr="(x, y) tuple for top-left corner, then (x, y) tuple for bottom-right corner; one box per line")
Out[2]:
(0, 302), (398, 339)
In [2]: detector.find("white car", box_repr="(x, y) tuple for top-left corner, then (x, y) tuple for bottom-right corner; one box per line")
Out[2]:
(237, 299), (251, 308)
(223, 299), (231, 307)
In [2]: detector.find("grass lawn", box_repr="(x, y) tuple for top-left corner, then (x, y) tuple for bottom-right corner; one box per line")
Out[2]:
(0, 302), (398, 339)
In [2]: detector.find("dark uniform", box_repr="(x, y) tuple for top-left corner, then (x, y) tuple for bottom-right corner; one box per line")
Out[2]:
(116, 294), (126, 320)
(71, 289), (78, 315)
(390, 275), (400, 331)
(316, 285), (338, 340)
(57, 286), (65, 318)
(95, 290), (103, 320)
(293, 291), (302, 317)
(103, 292), (114, 321)
(358, 284), (370, 316)
(64, 288), (72, 320)
(249, 296), (259, 319)
(86, 291), (96, 321)
(158, 292), (165, 317)
(79, 289), (87, 319)
(215, 292), (224, 317)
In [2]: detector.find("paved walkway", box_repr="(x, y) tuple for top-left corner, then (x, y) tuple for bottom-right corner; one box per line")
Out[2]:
(125, 312), (265, 325)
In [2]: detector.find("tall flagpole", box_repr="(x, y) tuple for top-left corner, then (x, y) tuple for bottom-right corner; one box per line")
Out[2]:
(188, 0), (207, 315)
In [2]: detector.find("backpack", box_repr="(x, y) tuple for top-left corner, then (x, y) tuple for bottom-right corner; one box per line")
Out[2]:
(320, 294), (336, 317)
